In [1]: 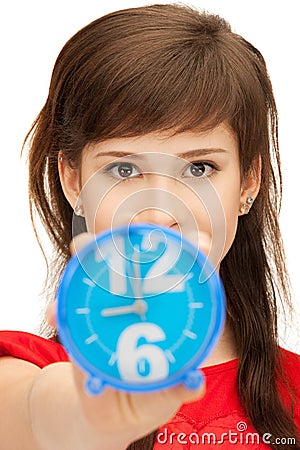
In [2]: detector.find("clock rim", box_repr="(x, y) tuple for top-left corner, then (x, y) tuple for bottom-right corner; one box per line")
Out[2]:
(57, 223), (226, 392)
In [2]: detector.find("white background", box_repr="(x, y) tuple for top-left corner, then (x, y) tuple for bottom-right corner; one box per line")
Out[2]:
(0, 0), (299, 351)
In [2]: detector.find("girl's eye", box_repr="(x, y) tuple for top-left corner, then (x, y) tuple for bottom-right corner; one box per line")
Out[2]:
(105, 162), (141, 179)
(183, 162), (216, 178)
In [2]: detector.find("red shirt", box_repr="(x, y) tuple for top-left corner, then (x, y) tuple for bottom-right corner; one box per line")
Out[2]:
(1, 330), (299, 449)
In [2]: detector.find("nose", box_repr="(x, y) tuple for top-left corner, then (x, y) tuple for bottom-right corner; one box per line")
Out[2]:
(110, 174), (196, 232)
(133, 206), (178, 230)
(135, 173), (178, 227)
(131, 171), (195, 231)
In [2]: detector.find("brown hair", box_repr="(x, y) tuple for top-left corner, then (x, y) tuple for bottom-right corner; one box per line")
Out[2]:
(24, 4), (299, 449)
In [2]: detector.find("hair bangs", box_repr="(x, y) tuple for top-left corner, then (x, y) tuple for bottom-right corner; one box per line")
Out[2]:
(75, 36), (242, 143)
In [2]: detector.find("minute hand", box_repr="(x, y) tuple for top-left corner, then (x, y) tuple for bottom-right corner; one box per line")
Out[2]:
(130, 245), (147, 320)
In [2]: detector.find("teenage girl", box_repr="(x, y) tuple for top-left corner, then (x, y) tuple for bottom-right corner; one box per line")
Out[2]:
(0, 4), (299, 449)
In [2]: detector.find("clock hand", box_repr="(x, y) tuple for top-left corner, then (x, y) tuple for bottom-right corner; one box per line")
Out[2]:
(101, 300), (148, 317)
(130, 245), (147, 320)
(101, 246), (147, 319)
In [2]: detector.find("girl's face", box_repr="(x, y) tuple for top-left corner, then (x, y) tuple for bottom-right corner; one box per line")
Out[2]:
(60, 123), (260, 267)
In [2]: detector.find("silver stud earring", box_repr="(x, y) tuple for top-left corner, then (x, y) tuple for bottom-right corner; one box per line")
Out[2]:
(74, 204), (84, 217)
(240, 203), (248, 214)
(240, 196), (254, 215)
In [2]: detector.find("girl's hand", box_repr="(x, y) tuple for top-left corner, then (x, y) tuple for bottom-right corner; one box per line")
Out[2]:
(47, 231), (209, 448)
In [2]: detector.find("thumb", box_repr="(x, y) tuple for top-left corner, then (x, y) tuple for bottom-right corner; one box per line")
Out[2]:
(46, 233), (94, 329)
(46, 301), (57, 328)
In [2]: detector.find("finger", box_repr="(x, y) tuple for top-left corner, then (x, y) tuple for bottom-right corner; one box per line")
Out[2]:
(185, 230), (211, 255)
(46, 301), (57, 328)
(146, 376), (206, 425)
(172, 375), (206, 404)
(121, 375), (206, 431)
(48, 233), (94, 327)
(70, 232), (94, 255)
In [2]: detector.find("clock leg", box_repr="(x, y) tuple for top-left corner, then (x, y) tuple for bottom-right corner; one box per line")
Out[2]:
(85, 376), (105, 395)
(183, 369), (204, 390)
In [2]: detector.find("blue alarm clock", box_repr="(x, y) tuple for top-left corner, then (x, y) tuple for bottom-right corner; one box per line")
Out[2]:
(57, 224), (225, 394)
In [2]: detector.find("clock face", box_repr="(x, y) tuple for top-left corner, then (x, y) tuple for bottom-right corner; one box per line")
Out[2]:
(57, 224), (225, 393)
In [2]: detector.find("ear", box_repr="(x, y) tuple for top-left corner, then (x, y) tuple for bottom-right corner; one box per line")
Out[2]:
(239, 155), (261, 215)
(58, 152), (84, 216)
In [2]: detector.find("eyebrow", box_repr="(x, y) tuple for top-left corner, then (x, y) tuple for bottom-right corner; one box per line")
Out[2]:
(95, 148), (228, 159)
(176, 148), (228, 159)
(95, 151), (142, 159)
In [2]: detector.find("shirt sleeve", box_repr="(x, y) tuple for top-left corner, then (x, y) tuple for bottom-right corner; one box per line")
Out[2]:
(0, 330), (69, 367)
